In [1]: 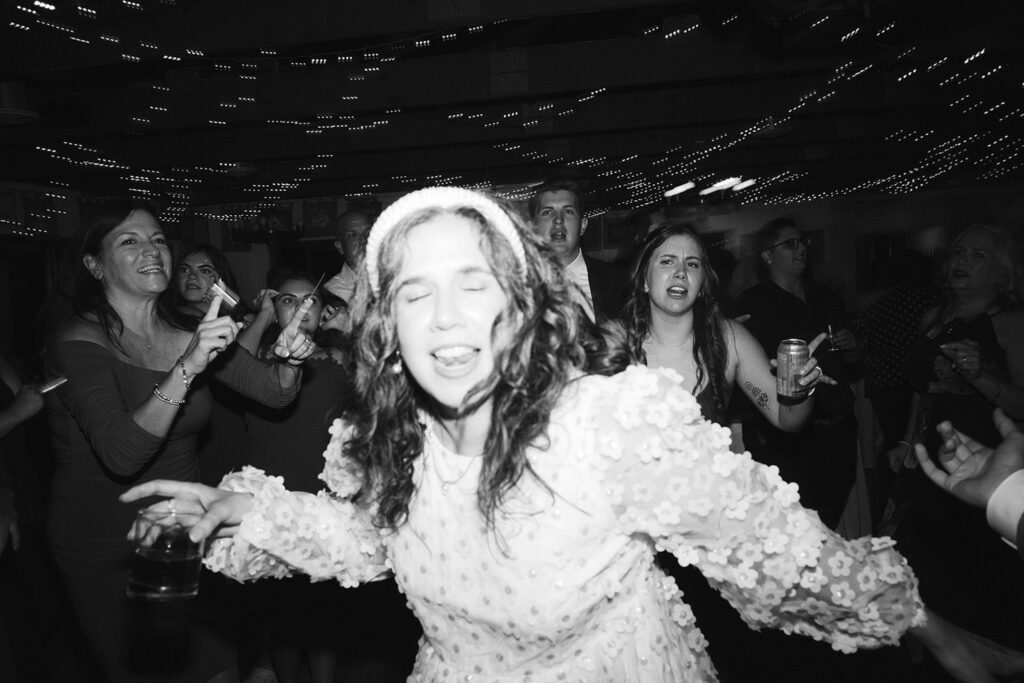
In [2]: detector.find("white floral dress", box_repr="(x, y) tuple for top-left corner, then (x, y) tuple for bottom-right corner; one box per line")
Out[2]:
(206, 366), (925, 682)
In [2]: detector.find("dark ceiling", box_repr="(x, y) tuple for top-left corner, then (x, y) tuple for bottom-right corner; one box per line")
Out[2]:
(2, 0), (1024, 218)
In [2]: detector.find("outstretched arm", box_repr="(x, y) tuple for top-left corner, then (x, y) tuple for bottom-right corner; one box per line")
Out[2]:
(120, 419), (388, 586)
(915, 409), (1024, 547)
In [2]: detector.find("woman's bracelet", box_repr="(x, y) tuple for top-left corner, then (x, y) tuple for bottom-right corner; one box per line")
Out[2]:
(176, 356), (194, 390)
(152, 384), (186, 406)
(899, 439), (914, 450)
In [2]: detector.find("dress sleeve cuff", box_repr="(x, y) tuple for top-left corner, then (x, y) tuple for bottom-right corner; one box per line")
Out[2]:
(985, 469), (1024, 548)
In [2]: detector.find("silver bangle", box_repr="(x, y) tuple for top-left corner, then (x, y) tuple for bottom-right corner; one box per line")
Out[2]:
(152, 384), (186, 406)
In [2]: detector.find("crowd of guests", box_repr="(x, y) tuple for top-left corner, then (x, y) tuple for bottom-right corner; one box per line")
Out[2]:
(0, 180), (1023, 682)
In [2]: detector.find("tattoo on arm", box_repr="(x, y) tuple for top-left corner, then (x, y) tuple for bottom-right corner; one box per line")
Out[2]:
(744, 381), (770, 408)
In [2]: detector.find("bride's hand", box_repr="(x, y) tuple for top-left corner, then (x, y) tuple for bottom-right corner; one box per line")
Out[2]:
(120, 479), (253, 543)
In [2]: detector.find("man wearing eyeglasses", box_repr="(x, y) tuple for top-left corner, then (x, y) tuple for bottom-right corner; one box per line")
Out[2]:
(726, 216), (869, 682)
(734, 217), (862, 530)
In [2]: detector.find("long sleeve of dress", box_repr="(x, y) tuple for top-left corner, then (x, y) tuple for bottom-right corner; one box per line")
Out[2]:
(594, 366), (926, 653)
(209, 345), (299, 408)
(204, 419), (390, 586)
(49, 340), (166, 476)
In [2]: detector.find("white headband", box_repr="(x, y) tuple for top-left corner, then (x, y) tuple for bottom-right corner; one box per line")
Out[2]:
(364, 186), (528, 296)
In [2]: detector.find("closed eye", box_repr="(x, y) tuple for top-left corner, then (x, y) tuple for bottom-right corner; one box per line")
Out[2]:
(399, 285), (431, 303)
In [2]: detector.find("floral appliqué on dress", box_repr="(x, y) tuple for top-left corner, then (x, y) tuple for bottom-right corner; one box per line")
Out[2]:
(205, 366), (925, 682)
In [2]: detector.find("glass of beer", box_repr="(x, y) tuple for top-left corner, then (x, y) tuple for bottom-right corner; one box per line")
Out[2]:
(126, 508), (204, 600)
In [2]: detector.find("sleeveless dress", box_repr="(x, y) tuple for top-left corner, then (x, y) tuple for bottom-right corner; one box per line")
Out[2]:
(205, 367), (924, 683)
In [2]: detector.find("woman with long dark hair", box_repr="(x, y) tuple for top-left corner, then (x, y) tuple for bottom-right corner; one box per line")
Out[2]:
(43, 200), (312, 682)
(171, 243), (243, 320)
(124, 189), (1020, 682)
(618, 224), (825, 442)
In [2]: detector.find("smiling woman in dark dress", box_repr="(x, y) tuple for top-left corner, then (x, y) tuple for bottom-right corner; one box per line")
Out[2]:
(43, 200), (312, 683)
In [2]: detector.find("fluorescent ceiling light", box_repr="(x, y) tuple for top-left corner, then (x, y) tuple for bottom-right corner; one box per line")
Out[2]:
(700, 177), (743, 195)
(663, 181), (695, 197)
(710, 177), (741, 190)
(733, 178), (756, 191)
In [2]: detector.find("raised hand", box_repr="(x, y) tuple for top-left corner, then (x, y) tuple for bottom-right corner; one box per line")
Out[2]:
(273, 296), (316, 364)
(769, 333), (838, 389)
(252, 288), (278, 317)
(799, 332), (837, 389)
(914, 409), (1024, 508)
(120, 479), (253, 544)
(180, 295), (240, 375)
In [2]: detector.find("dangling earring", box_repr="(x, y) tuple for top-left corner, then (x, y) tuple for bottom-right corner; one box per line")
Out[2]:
(389, 352), (403, 375)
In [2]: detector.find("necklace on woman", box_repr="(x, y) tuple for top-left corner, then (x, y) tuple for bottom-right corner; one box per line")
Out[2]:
(434, 454), (476, 492)
(124, 326), (154, 352)
(425, 425), (479, 491)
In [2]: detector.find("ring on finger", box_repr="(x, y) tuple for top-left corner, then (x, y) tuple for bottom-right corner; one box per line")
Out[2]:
(167, 500), (176, 514)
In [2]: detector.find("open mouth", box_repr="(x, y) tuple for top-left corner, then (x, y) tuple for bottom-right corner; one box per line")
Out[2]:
(951, 268), (969, 278)
(431, 345), (479, 375)
(666, 285), (689, 298)
(138, 264), (164, 275)
(550, 229), (567, 242)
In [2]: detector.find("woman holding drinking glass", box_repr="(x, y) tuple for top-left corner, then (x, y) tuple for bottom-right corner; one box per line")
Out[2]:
(42, 200), (312, 682)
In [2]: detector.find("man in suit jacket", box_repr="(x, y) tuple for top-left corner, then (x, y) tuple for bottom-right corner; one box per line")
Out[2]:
(916, 408), (1024, 558)
(324, 210), (372, 304)
(529, 180), (628, 322)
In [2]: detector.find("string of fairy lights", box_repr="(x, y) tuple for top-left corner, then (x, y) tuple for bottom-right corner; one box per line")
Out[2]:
(487, 10), (1024, 211)
(4, 2), (1024, 237)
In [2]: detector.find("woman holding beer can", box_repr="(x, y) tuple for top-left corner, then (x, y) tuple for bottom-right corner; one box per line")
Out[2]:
(614, 223), (831, 678)
(616, 224), (829, 444)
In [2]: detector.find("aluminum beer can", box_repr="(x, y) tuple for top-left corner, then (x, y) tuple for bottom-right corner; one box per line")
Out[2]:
(776, 338), (810, 405)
